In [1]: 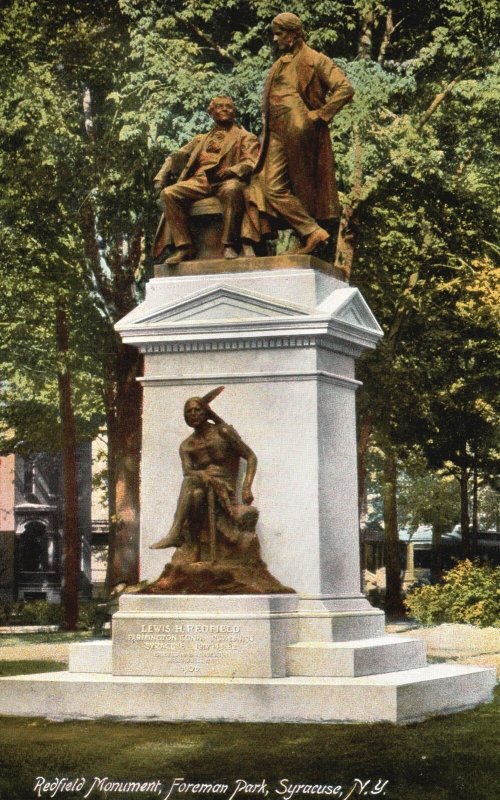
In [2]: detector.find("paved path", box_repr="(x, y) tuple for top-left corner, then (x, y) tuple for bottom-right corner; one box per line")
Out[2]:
(1, 623), (498, 675)
(0, 642), (70, 663)
(386, 622), (500, 676)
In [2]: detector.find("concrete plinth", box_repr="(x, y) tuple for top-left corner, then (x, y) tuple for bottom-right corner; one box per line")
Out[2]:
(116, 262), (382, 613)
(1, 664), (495, 724)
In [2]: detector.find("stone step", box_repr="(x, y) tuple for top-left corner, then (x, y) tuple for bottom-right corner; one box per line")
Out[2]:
(295, 609), (385, 642)
(287, 635), (427, 677)
(69, 641), (112, 674)
(0, 664), (495, 724)
(69, 634), (425, 679)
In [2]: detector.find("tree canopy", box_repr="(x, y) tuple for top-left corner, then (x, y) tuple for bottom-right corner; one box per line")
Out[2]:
(0, 0), (497, 593)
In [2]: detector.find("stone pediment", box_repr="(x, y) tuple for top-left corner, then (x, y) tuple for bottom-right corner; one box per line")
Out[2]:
(317, 287), (383, 336)
(129, 285), (312, 326)
(115, 275), (383, 354)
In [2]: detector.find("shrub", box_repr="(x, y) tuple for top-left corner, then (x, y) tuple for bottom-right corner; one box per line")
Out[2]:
(0, 600), (111, 632)
(77, 601), (111, 634)
(366, 587), (386, 610)
(404, 559), (500, 627)
(6, 600), (64, 626)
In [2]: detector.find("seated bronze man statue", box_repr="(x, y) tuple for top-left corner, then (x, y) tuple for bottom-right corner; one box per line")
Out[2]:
(150, 387), (257, 556)
(152, 96), (260, 264)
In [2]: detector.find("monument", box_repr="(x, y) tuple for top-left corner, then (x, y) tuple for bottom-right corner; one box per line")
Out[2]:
(0, 12), (495, 724)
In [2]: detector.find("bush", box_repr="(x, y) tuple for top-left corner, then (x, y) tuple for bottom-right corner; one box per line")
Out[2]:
(0, 600), (64, 626)
(0, 600), (111, 632)
(366, 587), (386, 610)
(404, 559), (500, 627)
(77, 601), (111, 634)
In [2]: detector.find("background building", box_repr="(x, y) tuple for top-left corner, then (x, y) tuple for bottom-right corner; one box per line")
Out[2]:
(0, 445), (93, 602)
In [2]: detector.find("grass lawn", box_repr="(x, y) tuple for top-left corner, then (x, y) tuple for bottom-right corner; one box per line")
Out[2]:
(0, 660), (68, 677)
(0, 631), (106, 648)
(0, 660), (498, 800)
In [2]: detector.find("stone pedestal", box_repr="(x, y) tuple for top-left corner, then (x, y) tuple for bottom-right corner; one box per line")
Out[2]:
(116, 260), (382, 635)
(2, 589), (494, 723)
(112, 594), (298, 678)
(0, 258), (495, 724)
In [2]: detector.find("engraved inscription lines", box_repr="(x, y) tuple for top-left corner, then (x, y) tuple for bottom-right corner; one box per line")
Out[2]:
(126, 621), (256, 673)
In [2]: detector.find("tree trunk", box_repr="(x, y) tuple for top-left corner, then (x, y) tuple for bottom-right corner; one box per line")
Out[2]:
(460, 465), (471, 559)
(104, 399), (117, 594)
(382, 444), (404, 616)
(357, 411), (375, 520)
(471, 458), (479, 558)
(334, 206), (357, 278)
(105, 343), (143, 589)
(430, 523), (443, 583)
(56, 301), (80, 630)
(358, 12), (374, 60)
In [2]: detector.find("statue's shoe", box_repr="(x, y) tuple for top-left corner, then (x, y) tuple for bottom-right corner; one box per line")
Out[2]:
(296, 227), (329, 255)
(241, 243), (256, 257)
(164, 247), (195, 265)
(223, 245), (239, 259)
(149, 533), (183, 549)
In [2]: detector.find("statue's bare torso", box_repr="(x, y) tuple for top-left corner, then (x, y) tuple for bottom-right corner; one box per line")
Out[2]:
(181, 423), (242, 487)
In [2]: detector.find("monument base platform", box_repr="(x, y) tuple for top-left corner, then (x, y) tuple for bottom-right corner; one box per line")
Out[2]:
(0, 595), (495, 724)
(0, 664), (495, 724)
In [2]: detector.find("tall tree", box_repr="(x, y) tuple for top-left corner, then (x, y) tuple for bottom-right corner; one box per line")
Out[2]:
(1, 0), (497, 600)
(0, 0), (149, 589)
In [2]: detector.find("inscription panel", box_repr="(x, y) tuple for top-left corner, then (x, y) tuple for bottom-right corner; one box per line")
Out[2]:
(128, 622), (255, 674)
(112, 616), (279, 678)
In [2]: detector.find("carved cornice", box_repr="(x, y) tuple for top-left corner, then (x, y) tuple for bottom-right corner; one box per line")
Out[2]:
(116, 280), (383, 356)
(139, 370), (361, 391)
(136, 335), (364, 358)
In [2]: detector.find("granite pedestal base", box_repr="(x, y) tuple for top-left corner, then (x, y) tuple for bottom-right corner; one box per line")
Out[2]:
(1, 663), (494, 725)
(2, 261), (492, 724)
(111, 595), (298, 678)
(0, 594), (495, 723)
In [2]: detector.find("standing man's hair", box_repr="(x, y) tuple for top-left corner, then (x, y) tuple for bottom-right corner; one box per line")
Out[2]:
(271, 13), (306, 40)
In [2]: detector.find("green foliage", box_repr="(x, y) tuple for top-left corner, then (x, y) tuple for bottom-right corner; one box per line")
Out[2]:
(0, 1), (498, 587)
(397, 448), (461, 533)
(0, 600), (111, 632)
(75, 600), (112, 633)
(405, 559), (500, 627)
(0, 0), (120, 455)
(366, 586), (386, 610)
(0, 600), (63, 626)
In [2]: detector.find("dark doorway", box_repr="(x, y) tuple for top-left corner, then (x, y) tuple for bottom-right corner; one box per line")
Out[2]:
(19, 522), (48, 572)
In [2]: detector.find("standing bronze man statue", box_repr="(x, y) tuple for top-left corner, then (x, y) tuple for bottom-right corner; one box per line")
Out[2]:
(150, 387), (257, 556)
(245, 12), (354, 254)
(152, 96), (260, 264)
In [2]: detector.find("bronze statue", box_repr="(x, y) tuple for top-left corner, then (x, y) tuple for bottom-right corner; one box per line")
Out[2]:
(150, 387), (257, 559)
(146, 388), (294, 593)
(243, 12), (354, 253)
(152, 96), (260, 264)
